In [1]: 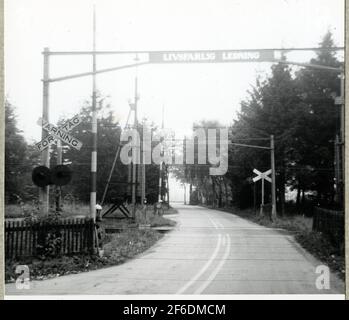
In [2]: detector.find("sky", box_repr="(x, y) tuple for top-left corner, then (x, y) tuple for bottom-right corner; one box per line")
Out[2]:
(5, 0), (345, 142)
(4, 0), (345, 200)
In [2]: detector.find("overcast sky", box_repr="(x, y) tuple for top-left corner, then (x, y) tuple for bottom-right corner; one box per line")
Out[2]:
(5, 0), (344, 145)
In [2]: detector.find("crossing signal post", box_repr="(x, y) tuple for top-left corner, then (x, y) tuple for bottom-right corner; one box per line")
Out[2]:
(253, 169), (272, 217)
(232, 135), (277, 220)
(270, 135), (277, 219)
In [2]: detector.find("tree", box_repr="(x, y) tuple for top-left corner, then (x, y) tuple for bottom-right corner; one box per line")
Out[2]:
(229, 62), (304, 214)
(171, 119), (229, 207)
(5, 99), (38, 203)
(227, 31), (342, 214)
(294, 31), (342, 208)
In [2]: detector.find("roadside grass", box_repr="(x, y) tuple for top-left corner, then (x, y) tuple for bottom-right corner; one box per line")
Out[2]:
(148, 213), (177, 228)
(5, 202), (178, 220)
(60, 203), (90, 217)
(5, 228), (163, 283)
(135, 208), (177, 228)
(216, 206), (345, 280)
(5, 203), (90, 219)
(163, 206), (179, 215)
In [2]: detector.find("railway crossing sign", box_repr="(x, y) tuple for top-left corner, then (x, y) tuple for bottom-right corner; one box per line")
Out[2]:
(253, 168), (272, 217)
(35, 114), (83, 152)
(252, 169), (272, 183)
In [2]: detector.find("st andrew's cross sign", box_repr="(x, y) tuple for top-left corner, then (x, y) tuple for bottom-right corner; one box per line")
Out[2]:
(253, 168), (272, 216)
(253, 169), (272, 183)
(35, 114), (83, 152)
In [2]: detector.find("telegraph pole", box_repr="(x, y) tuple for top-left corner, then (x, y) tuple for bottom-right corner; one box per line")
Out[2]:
(141, 119), (146, 206)
(40, 47), (50, 215)
(55, 140), (63, 212)
(270, 135), (277, 220)
(335, 135), (341, 203)
(131, 76), (139, 216)
(339, 72), (345, 207)
(158, 106), (165, 202)
(90, 6), (97, 220)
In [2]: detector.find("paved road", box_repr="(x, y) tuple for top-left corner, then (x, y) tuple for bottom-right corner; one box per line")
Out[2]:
(6, 204), (344, 295)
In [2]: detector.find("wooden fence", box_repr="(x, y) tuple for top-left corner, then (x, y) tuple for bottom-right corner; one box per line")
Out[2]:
(5, 218), (95, 259)
(312, 207), (344, 248)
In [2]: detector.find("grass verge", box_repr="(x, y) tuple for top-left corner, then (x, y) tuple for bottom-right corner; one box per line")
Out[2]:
(135, 209), (177, 228)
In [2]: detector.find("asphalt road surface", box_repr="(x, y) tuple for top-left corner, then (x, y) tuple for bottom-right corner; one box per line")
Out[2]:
(6, 204), (344, 295)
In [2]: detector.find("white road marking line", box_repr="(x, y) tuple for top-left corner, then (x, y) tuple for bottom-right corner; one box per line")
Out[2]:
(216, 221), (225, 229)
(176, 234), (222, 294)
(194, 234), (231, 295)
(207, 216), (219, 229)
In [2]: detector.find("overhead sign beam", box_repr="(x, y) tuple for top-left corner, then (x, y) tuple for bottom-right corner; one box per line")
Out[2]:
(45, 47), (344, 56)
(44, 48), (344, 83)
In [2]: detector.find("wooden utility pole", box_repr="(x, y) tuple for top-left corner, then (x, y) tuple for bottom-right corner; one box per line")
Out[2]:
(39, 47), (50, 215)
(270, 135), (277, 220)
(158, 105), (165, 203)
(131, 76), (139, 216)
(55, 140), (62, 212)
(335, 135), (341, 203)
(141, 120), (146, 205)
(339, 72), (345, 207)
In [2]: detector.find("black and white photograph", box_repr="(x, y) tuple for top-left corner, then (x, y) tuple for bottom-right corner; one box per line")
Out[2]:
(1, 0), (347, 300)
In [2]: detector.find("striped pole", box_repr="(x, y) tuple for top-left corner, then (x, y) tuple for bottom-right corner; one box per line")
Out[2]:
(90, 6), (97, 220)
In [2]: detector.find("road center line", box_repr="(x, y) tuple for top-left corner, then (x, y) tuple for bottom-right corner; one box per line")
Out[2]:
(194, 234), (231, 295)
(207, 216), (220, 229)
(175, 234), (222, 294)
